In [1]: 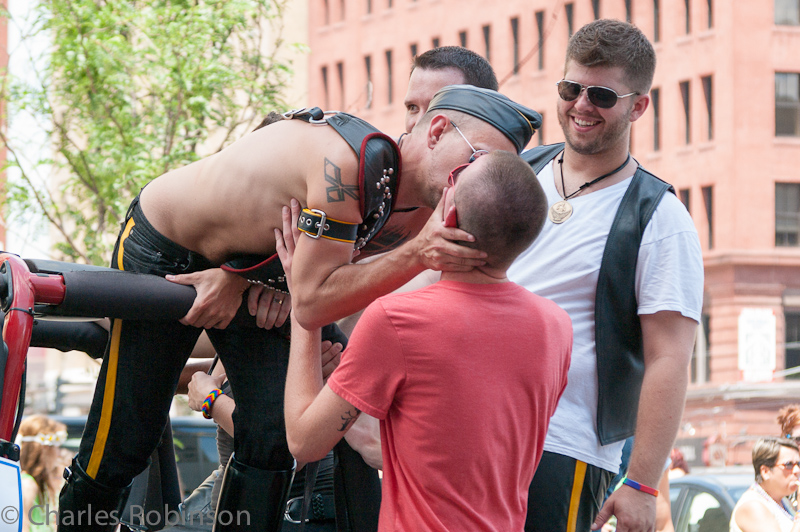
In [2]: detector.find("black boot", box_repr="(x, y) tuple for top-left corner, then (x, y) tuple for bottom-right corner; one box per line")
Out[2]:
(213, 454), (295, 532)
(58, 458), (132, 532)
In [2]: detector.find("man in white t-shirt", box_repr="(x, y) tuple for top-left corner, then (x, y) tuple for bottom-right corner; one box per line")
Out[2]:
(508, 19), (703, 532)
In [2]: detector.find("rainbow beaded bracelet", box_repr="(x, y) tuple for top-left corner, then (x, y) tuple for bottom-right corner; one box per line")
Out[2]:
(621, 477), (659, 497)
(201, 388), (224, 419)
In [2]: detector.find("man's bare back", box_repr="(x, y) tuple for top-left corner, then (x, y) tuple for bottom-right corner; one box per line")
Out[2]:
(140, 119), (360, 264)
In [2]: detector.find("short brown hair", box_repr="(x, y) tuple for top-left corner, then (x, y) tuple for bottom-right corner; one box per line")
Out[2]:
(456, 151), (547, 268)
(412, 46), (498, 91)
(778, 404), (800, 437)
(566, 19), (656, 95)
(752, 437), (799, 482)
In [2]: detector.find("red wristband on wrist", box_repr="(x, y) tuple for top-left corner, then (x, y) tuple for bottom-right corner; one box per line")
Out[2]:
(622, 477), (659, 497)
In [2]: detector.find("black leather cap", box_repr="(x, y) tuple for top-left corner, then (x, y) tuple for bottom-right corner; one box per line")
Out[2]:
(427, 84), (542, 153)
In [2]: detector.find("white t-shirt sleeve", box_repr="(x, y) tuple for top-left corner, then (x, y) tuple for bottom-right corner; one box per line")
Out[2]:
(635, 193), (704, 322)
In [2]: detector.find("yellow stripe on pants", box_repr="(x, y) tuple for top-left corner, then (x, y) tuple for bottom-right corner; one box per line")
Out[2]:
(86, 217), (135, 478)
(566, 460), (588, 532)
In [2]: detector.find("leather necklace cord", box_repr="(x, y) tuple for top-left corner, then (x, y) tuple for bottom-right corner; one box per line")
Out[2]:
(558, 152), (632, 201)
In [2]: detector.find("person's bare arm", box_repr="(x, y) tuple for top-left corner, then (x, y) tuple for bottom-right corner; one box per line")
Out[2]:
(176, 359), (215, 394)
(592, 311), (697, 532)
(21, 475), (38, 532)
(284, 314), (360, 464)
(287, 192), (486, 329)
(654, 470), (674, 532)
(344, 414), (382, 470)
(187, 369), (235, 436)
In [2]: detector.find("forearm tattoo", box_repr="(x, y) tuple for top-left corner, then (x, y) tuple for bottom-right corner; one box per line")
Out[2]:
(338, 407), (362, 432)
(325, 158), (359, 203)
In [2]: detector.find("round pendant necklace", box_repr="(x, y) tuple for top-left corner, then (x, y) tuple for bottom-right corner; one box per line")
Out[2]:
(548, 152), (632, 224)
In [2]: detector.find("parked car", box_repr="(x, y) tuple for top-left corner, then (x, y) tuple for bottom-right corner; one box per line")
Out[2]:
(53, 414), (219, 498)
(669, 469), (753, 532)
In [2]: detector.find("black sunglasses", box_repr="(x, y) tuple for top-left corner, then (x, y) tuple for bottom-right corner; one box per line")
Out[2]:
(556, 80), (638, 109)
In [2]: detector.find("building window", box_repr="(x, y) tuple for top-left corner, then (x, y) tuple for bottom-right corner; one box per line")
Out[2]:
(706, 0), (713, 27)
(324, 0), (330, 24)
(702, 185), (713, 249)
(776, 0), (800, 25)
(536, 11), (545, 70)
(592, 0), (601, 19)
(321, 66), (330, 109)
(366, 0), (372, 15)
(566, 3), (574, 37)
(654, 0), (660, 41)
(364, 55), (372, 109)
(432, 37), (440, 48)
(459, 31), (467, 47)
(684, 0), (691, 33)
(679, 188), (690, 213)
(537, 113), (544, 145)
(680, 80), (691, 144)
(691, 313), (711, 383)
(776, 72), (800, 137)
(651, 87), (660, 151)
(785, 311), (800, 378)
(340, 0), (345, 20)
(385, 50), (393, 104)
(511, 17), (520, 75)
(388, 0), (392, 7)
(776, 183), (800, 246)
(702, 76), (713, 140)
(410, 43), (418, 59)
(625, 0), (632, 22)
(336, 61), (345, 109)
(482, 25), (491, 62)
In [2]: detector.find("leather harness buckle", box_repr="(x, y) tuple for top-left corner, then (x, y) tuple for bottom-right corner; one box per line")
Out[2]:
(307, 209), (328, 239)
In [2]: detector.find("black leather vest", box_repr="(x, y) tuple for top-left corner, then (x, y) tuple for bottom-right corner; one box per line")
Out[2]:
(523, 143), (674, 445)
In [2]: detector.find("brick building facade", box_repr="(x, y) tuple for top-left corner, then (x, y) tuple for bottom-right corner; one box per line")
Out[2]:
(307, 0), (800, 466)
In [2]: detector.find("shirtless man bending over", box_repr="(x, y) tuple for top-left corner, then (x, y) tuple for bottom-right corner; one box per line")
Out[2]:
(58, 85), (541, 532)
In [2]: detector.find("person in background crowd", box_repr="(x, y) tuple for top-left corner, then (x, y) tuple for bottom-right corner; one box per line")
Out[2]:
(19, 415), (69, 532)
(779, 404), (800, 510)
(669, 448), (690, 479)
(730, 437), (800, 532)
(779, 405), (800, 443)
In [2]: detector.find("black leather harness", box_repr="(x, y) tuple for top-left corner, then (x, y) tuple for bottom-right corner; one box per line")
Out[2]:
(524, 143), (674, 445)
(221, 108), (401, 293)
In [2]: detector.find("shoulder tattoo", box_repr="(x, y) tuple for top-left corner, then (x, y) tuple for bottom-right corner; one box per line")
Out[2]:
(325, 158), (359, 203)
(338, 407), (362, 432)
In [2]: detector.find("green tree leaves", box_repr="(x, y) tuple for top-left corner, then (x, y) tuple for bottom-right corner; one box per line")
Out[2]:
(2, 0), (292, 264)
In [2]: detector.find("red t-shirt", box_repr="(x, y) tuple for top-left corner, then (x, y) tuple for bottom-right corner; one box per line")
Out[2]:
(328, 280), (572, 532)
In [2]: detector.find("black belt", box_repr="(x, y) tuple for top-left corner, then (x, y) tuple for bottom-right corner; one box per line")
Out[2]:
(284, 493), (336, 523)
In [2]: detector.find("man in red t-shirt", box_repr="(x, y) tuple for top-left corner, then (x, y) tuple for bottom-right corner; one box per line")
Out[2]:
(281, 150), (573, 532)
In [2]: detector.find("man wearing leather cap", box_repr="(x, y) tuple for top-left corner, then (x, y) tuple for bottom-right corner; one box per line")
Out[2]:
(59, 85), (542, 532)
